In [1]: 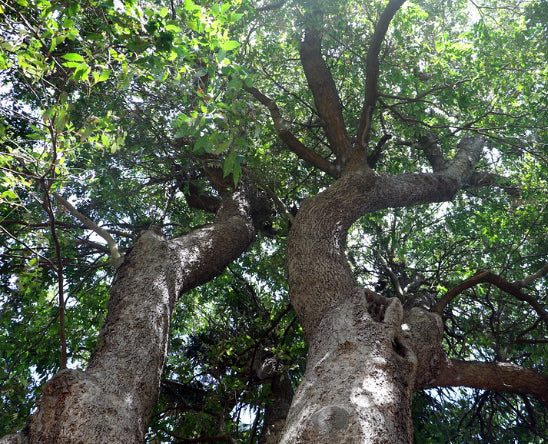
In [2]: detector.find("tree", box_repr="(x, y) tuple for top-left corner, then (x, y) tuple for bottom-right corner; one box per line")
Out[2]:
(1, 0), (547, 442)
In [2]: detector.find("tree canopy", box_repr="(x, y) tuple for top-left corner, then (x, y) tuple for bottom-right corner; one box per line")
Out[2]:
(0, 0), (547, 442)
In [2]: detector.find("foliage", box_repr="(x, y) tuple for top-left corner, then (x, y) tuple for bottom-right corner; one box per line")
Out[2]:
(0, 0), (546, 442)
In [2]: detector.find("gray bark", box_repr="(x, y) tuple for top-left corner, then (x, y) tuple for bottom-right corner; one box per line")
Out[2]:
(18, 185), (268, 444)
(281, 136), (482, 442)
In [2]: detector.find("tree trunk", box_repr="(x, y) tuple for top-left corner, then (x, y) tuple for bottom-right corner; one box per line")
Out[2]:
(280, 291), (417, 443)
(18, 185), (268, 444)
(282, 140), (482, 442)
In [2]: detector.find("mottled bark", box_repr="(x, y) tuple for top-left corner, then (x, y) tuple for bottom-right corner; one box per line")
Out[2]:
(288, 135), (484, 339)
(19, 185), (268, 444)
(281, 136), (483, 442)
(280, 292), (420, 443)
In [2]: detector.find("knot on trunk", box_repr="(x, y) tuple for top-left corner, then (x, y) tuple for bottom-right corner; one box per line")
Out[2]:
(310, 405), (350, 434)
(401, 307), (445, 388)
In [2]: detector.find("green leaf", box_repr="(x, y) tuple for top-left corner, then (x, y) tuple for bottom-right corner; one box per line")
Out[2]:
(93, 70), (111, 84)
(49, 35), (65, 53)
(159, 6), (169, 18)
(220, 40), (239, 51)
(223, 150), (236, 178)
(61, 53), (86, 62)
(54, 111), (67, 132)
(61, 61), (83, 69)
(232, 156), (242, 186)
(127, 38), (150, 53)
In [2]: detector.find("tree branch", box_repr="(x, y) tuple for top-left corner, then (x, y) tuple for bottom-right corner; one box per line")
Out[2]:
(256, 1), (285, 12)
(431, 270), (548, 328)
(516, 262), (548, 288)
(181, 182), (221, 213)
(427, 359), (548, 405)
(356, 0), (406, 151)
(42, 189), (67, 369)
(417, 134), (520, 197)
(243, 84), (339, 177)
(299, 25), (350, 162)
(288, 135), (485, 338)
(367, 133), (392, 168)
(417, 133), (448, 172)
(464, 171), (521, 196)
(52, 192), (124, 267)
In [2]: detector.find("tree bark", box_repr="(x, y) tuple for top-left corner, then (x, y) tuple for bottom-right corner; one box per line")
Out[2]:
(281, 136), (482, 442)
(279, 292), (420, 443)
(428, 359), (548, 405)
(16, 185), (268, 444)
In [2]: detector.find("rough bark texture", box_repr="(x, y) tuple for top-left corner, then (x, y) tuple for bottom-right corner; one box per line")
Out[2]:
(288, 135), (483, 340)
(19, 185), (268, 444)
(281, 137), (483, 442)
(279, 291), (420, 443)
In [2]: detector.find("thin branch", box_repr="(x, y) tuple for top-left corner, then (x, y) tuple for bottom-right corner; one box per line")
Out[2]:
(0, 225), (57, 269)
(256, 1), (286, 12)
(42, 188), (67, 369)
(52, 192), (124, 267)
(432, 270), (548, 328)
(356, 0), (406, 151)
(374, 250), (403, 298)
(379, 78), (472, 104)
(243, 84), (339, 177)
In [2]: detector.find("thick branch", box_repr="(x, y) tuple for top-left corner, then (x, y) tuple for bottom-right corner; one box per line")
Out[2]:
(289, 135), (484, 339)
(256, 1), (285, 12)
(432, 270), (548, 327)
(243, 84), (339, 177)
(418, 135), (519, 196)
(427, 359), (548, 405)
(182, 182), (221, 213)
(464, 171), (520, 196)
(28, 183), (270, 443)
(300, 26), (350, 162)
(356, 0), (406, 150)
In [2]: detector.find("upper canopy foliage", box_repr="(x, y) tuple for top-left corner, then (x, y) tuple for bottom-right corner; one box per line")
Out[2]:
(0, 0), (546, 441)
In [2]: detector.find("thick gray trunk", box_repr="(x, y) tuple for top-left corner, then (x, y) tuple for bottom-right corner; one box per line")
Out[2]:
(20, 186), (266, 443)
(283, 139), (481, 442)
(280, 291), (417, 443)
